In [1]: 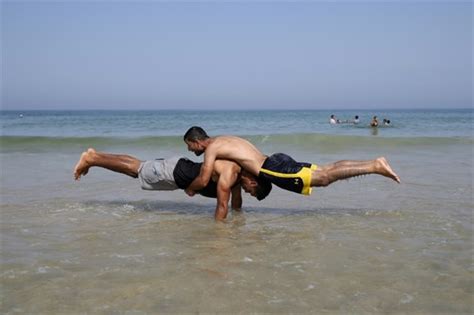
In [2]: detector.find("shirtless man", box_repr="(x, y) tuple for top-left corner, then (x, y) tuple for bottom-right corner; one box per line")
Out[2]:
(183, 126), (400, 197)
(73, 148), (271, 220)
(370, 116), (379, 127)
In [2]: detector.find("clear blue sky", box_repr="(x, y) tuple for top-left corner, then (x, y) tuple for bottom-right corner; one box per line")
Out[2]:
(2, 1), (472, 110)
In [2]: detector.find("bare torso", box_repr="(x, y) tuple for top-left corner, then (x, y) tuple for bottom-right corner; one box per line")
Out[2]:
(212, 159), (241, 181)
(208, 136), (266, 176)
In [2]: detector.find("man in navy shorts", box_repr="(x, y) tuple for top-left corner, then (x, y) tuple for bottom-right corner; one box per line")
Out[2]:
(183, 126), (400, 198)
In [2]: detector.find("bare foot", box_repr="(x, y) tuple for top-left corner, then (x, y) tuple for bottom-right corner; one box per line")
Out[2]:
(375, 157), (401, 183)
(73, 148), (95, 180)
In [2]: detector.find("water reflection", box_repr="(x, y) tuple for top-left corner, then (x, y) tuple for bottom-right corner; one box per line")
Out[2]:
(370, 126), (379, 136)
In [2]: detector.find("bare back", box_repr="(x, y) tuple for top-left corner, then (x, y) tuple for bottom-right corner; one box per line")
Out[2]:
(212, 159), (241, 178)
(208, 136), (266, 175)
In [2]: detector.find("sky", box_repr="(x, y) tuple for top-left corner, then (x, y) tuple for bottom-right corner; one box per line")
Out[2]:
(1, 1), (472, 110)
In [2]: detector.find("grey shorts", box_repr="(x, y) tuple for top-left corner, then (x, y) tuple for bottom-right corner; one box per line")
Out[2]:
(138, 157), (180, 191)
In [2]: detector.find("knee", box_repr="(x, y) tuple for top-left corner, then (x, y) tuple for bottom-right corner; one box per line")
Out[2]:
(313, 172), (330, 187)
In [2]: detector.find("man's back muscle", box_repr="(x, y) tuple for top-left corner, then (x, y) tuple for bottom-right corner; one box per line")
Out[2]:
(209, 136), (266, 175)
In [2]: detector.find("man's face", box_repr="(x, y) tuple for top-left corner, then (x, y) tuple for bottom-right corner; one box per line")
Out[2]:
(185, 140), (205, 156)
(240, 173), (258, 197)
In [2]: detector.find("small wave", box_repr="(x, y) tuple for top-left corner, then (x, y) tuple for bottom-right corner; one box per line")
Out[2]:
(247, 133), (472, 153)
(0, 135), (184, 152)
(1, 133), (471, 153)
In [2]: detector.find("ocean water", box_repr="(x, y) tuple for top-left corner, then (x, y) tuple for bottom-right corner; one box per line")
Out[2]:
(1, 109), (473, 314)
(1, 109), (472, 138)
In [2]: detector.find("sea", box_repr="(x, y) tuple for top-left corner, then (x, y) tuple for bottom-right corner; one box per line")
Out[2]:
(1, 109), (472, 314)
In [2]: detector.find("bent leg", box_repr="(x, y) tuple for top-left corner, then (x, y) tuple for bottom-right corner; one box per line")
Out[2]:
(311, 157), (400, 187)
(73, 148), (142, 180)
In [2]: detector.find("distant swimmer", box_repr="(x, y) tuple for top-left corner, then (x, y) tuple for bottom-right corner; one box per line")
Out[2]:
(370, 116), (379, 127)
(73, 148), (270, 221)
(183, 126), (401, 199)
(353, 115), (360, 124)
(330, 114), (349, 124)
(383, 119), (391, 126)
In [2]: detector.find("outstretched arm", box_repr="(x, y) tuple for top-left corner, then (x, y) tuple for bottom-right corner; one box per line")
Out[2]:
(186, 148), (217, 194)
(215, 186), (230, 221)
(231, 182), (242, 211)
(214, 165), (240, 221)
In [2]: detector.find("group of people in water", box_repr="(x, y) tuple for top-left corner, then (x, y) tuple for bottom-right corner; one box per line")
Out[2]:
(330, 115), (391, 127)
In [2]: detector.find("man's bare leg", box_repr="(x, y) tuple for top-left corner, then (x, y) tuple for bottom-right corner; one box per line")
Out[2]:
(73, 148), (142, 180)
(311, 157), (400, 187)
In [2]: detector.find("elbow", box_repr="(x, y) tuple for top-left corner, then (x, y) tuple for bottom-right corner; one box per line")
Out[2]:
(196, 176), (210, 189)
(201, 177), (211, 187)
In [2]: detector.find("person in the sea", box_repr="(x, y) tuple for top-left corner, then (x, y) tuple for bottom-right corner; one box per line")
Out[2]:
(383, 119), (391, 126)
(183, 126), (401, 197)
(370, 116), (379, 127)
(329, 115), (338, 124)
(353, 115), (360, 124)
(73, 148), (271, 221)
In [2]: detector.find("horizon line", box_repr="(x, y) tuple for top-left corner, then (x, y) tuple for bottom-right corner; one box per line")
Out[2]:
(1, 107), (472, 112)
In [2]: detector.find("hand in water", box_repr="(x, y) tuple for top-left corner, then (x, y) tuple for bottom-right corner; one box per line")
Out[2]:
(185, 188), (196, 197)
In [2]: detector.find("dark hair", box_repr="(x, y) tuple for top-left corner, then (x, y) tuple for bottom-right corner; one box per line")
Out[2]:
(255, 176), (272, 201)
(184, 126), (209, 142)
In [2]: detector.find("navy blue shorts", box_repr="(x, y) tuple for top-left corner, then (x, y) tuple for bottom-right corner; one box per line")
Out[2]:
(258, 153), (317, 195)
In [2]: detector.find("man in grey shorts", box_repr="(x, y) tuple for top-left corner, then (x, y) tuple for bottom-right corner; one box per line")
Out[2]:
(73, 148), (272, 220)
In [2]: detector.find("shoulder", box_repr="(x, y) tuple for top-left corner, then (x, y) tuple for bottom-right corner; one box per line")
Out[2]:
(214, 135), (236, 143)
(209, 136), (238, 150)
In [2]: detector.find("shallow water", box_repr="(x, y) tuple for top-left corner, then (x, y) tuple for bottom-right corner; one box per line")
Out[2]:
(1, 147), (472, 314)
(1, 110), (473, 314)
(1, 198), (472, 313)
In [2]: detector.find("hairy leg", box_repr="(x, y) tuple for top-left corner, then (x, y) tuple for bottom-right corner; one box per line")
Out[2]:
(311, 157), (400, 187)
(73, 148), (142, 180)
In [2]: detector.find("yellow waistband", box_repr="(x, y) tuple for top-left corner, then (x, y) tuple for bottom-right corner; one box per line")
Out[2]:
(260, 164), (317, 195)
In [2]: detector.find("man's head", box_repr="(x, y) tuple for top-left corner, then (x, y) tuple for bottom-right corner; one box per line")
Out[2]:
(240, 170), (272, 201)
(184, 126), (210, 156)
